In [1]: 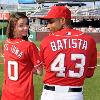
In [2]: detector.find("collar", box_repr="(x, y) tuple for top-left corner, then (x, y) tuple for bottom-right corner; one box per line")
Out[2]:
(52, 28), (84, 37)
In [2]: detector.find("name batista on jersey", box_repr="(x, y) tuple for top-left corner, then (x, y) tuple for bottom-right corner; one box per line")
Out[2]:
(50, 38), (88, 51)
(4, 43), (23, 58)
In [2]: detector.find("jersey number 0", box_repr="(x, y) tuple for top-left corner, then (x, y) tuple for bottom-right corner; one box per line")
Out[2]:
(8, 61), (18, 81)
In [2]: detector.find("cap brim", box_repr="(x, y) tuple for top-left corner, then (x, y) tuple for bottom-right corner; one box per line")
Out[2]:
(38, 16), (53, 19)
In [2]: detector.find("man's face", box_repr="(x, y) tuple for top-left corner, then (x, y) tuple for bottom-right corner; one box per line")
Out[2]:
(46, 18), (63, 33)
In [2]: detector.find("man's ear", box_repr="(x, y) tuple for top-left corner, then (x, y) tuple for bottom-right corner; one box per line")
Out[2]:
(60, 18), (71, 28)
(60, 18), (66, 25)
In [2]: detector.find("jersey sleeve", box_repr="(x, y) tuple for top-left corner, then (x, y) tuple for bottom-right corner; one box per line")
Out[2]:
(28, 43), (42, 69)
(40, 43), (45, 66)
(89, 39), (97, 67)
(86, 38), (97, 78)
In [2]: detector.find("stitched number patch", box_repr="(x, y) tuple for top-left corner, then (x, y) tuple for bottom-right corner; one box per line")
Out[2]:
(69, 54), (85, 78)
(8, 61), (18, 81)
(51, 53), (66, 77)
(51, 53), (85, 78)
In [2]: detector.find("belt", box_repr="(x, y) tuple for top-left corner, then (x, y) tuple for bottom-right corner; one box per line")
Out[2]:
(44, 85), (82, 92)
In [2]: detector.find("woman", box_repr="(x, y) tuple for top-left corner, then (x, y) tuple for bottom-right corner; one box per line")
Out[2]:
(1, 12), (42, 100)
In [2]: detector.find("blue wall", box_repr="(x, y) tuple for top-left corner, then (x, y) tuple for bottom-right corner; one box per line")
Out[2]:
(18, 0), (36, 4)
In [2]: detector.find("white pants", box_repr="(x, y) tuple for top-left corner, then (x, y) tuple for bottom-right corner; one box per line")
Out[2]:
(41, 84), (83, 100)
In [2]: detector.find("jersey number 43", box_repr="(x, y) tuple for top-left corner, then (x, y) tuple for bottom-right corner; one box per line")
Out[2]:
(51, 53), (85, 78)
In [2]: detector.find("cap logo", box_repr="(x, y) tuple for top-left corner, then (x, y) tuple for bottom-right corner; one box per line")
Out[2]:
(66, 32), (71, 35)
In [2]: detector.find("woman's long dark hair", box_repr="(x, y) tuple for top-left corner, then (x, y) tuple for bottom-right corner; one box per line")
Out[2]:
(6, 12), (30, 41)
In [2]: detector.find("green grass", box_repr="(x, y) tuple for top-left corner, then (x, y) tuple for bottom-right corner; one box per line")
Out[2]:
(84, 65), (100, 100)
(96, 43), (100, 51)
(0, 41), (3, 46)
(0, 22), (7, 29)
(34, 75), (43, 100)
(0, 58), (100, 100)
(0, 41), (100, 100)
(0, 64), (3, 96)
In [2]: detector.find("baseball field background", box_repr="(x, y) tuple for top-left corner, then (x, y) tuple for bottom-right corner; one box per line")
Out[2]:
(0, 41), (100, 100)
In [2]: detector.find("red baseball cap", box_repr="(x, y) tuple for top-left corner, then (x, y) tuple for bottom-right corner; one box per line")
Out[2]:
(40, 6), (71, 19)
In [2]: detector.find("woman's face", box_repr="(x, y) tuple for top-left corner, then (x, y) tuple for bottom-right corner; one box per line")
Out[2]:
(14, 18), (29, 38)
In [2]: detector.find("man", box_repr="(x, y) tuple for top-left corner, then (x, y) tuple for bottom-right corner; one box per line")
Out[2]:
(39, 6), (97, 100)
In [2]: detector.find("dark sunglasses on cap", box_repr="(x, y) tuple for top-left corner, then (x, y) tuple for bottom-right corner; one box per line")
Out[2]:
(46, 19), (59, 24)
